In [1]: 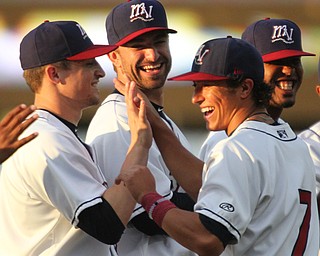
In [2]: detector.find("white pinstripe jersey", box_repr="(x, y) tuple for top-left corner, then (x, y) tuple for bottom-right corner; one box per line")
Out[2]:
(299, 121), (320, 194)
(0, 110), (114, 256)
(195, 120), (319, 255)
(86, 93), (196, 256)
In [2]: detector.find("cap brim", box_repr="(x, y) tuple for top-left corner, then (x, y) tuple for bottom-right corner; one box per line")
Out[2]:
(67, 45), (118, 60)
(116, 27), (177, 46)
(262, 49), (315, 62)
(168, 72), (227, 81)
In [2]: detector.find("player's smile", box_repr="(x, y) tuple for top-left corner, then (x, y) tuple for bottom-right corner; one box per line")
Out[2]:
(276, 80), (294, 90)
(201, 106), (215, 119)
(139, 63), (162, 73)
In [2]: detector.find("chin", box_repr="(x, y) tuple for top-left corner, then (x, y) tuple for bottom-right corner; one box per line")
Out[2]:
(282, 101), (295, 108)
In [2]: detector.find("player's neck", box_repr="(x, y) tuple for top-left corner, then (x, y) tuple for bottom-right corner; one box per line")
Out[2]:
(246, 111), (275, 124)
(267, 105), (282, 121)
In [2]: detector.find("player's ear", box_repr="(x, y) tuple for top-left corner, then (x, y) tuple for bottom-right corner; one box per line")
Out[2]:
(108, 50), (121, 68)
(108, 51), (119, 65)
(45, 65), (60, 84)
(240, 78), (254, 99)
(316, 85), (320, 96)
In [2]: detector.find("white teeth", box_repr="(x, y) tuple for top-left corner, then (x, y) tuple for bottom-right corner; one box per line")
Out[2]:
(201, 107), (214, 113)
(141, 64), (161, 71)
(278, 81), (293, 90)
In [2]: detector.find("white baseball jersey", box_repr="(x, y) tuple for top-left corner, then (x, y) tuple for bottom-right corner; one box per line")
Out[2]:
(86, 93), (196, 256)
(198, 130), (227, 161)
(195, 120), (319, 255)
(198, 118), (287, 162)
(0, 110), (116, 256)
(299, 121), (320, 194)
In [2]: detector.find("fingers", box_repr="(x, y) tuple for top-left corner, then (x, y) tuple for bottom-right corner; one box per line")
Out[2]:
(116, 165), (156, 203)
(0, 105), (38, 143)
(11, 132), (38, 149)
(0, 104), (36, 128)
(0, 104), (38, 163)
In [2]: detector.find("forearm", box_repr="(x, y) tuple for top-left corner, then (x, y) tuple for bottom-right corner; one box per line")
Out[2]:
(104, 140), (151, 225)
(103, 184), (136, 226)
(150, 114), (203, 200)
(161, 208), (224, 256)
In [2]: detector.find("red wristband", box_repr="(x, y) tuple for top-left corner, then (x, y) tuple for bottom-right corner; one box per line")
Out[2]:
(141, 192), (163, 213)
(141, 192), (176, 227)
(151, 200), (176, 227)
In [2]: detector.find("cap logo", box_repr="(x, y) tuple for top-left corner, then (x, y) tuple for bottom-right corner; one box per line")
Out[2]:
(130, 3), (154, 22)
(233, 68), (244, 75)
(195, 44), (210, 65)
(76, 24), (88, 40)
(271, 25), (294, 44)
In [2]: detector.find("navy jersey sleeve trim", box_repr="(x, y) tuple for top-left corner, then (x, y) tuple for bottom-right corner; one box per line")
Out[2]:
(199, 213), (237, 247)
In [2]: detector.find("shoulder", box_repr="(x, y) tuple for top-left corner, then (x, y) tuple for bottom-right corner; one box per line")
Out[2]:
(299, 121), (320, 141)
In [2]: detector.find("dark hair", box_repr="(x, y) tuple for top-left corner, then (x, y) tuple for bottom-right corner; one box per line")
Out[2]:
(227, 77), (272, 107)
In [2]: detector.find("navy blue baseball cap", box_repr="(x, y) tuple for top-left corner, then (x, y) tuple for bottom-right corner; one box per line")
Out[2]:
(241, 18), (315, 62)
(169, 36), (264, 84)
(20, 20), (118, 70)
(106, 0), (177, 46)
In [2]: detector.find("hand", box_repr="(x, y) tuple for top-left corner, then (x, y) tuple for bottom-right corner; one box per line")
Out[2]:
(0, 104), (38, 164)
(115, 165), (156, 203)
(114, 76), (163, 126)
(125, 81), (152, 150)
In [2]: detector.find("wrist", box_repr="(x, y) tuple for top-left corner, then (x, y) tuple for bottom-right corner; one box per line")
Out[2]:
(141, 192), (177, 227)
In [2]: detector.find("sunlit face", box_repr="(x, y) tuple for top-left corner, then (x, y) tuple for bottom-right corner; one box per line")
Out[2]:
(114, 30), (172, 91)
(263, 57), (303, 109)
(58, 59), (105, 109)
(191, 80), (240, 132)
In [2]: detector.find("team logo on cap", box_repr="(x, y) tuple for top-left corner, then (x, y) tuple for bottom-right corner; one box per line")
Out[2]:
(130, 3), (154, 22)
(195, 44), (209, 65)
(76, 24), (88, 40)
(271, 25), (294, 44)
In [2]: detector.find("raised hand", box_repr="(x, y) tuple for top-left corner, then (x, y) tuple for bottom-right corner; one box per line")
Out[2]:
(115, 81), (156, 202)
(0, 104), (38, 164)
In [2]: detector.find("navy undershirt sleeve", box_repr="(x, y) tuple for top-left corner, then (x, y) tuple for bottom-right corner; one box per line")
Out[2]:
(77, 197), (125, 244)
(199, 213), (236, 247)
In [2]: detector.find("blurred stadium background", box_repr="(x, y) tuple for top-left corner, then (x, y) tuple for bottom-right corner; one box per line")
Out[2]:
(1, 0), (319, 152)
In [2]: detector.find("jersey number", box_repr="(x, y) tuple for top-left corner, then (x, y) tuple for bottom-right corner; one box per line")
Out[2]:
(291, 189), (311, 256)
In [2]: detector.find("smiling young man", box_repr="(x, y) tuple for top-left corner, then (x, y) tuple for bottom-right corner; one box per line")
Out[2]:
(198, 18), (315, 161)
(85, 1), (195, 255)
(0, 20), (141, 256)
(116, 36), (319, 256)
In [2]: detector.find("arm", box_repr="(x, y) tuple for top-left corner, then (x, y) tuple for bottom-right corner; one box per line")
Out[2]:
(109, 81), (152, 226)
(117, 159), (224, 256)
(114, 78), (203, 200)
(115, 82), (225, 255)
(78, 82), (151, 243)
(148, 111), (203, 200)
(0, 104), (38, 163)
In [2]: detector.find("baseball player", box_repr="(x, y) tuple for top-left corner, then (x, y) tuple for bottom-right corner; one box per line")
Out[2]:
(299, 58), (320, 209)
(116, 37), (319, 255)
(0, 20), (141, 256)
(86, 1), (195, 255)
(198, 18), (315, 162)
(0, 104), (38, 164)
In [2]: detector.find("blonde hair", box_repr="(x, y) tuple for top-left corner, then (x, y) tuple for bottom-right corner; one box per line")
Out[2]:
(23, 60), (71, 93)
